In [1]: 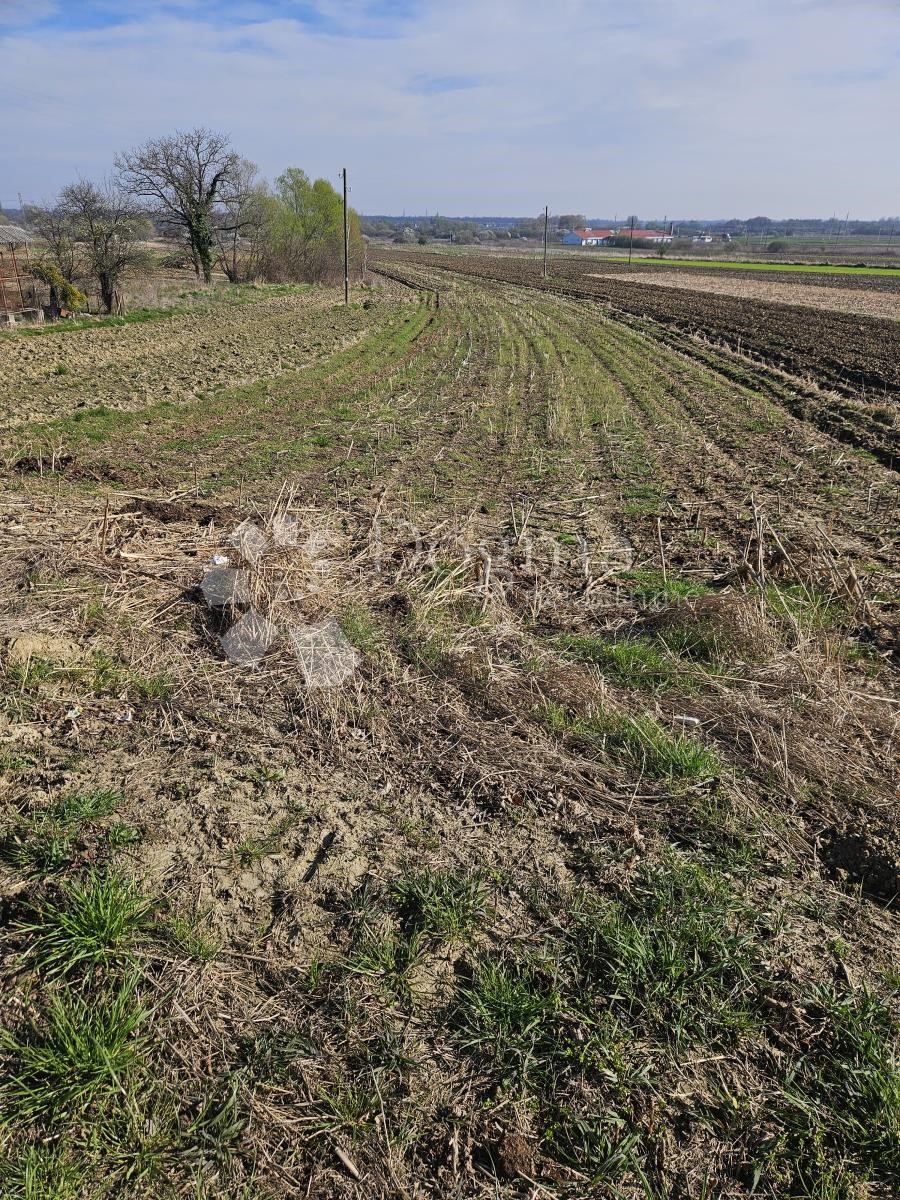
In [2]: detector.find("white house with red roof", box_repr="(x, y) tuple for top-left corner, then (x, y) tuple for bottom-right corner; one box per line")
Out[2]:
(561, 227), (615, 245)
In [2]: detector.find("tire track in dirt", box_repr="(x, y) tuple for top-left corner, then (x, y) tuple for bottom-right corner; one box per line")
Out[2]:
(379, 250), (900, 450)
(397, 262), (897, 572)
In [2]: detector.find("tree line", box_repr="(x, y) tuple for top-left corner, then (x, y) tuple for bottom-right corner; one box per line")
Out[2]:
(25, 128), (363, 315)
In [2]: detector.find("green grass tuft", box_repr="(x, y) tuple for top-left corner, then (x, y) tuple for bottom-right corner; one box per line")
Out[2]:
(555, 632), (679, 689)
(622, 569), (711, 603)
(21, 872), (151, 977)
(391, 867), (488, 942)
(1, 976), (148, 1122)
(545, 703), (720, 780)
(0, 790), (122, 878)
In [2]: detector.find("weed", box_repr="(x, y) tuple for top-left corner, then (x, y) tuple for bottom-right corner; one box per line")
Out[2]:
(0, 1144), (85, 1199)
(1, 975), (148, 1122)
(104, 822), (143, 852)
(130, 672), (173, 702)
(243, 764), (285, 785)
(0, 748), (34, 774)
(166, 914), (221, 962)
(766, 584), (845, 632)
(623, 484), (666, 518)
(52, 789), (120, 824)
(243, 1029), (311, 1083)
(339, 603), (384, 656)
(453, 955), (562, 1083)
(544, 1109), (641, 1183)
(304, 1078), (381, 1138)
(784, 986), (899, 1172)
(344, 926), (427, 1003)
(563, 855), (761, 1044)
(88, 651), (126, 695)
(622, 569), (711, 603)
(0, 790), (122, 877)
(750, 985), (900, 1192)
(21, 872), (150, 977)
(545, 703), (721, 780)
(53, 363), (70, 376)
(391, 867), (488, 942)
(555, 632), (679, 690)
(233, 814), (294, 867)
(6, 655), (59, 692)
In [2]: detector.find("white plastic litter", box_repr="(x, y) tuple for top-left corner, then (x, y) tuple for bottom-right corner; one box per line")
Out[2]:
(227, 519), (269, 566)
(286, 619), (359, 689)
(221, 608), (278, 666)
(200, 567), (251, 607)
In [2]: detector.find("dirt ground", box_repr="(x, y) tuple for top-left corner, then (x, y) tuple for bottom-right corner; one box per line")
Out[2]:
(0, 285), (379, 434)
(604, 269), (900, 321)
(0, 268), (897, 1199)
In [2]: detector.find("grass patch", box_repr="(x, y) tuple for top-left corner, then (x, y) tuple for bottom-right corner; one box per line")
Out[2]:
(555, 632), (681, 689)
(21, 872), (150, 977)
(338, 603), (384, 656)
(391, 867), (488, 943)
(621, 568), (712, 603)
(5, 650), (174, 707)
(750, 985), (900, 1193)
(451, 851), (762, 1184)
(343, 926), (427, 1004)
(633, 258), (900, 276)
(766, 583), (846, 632)
(623, 483), (666, 517)
(166, 913), (221, 962)
(562, 855), (761, 1044)
(234, 815), (293, 867)
(0, 790), (122, 877)
(545, 702), (721, 780)
(0, 975), (148, 1122)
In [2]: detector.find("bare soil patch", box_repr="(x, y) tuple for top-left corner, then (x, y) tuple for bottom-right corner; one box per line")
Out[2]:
(609, 268), (900, 320)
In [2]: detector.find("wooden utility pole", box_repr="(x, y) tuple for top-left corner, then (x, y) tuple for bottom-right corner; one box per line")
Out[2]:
(628, 214), (635, 265)
(342, 167), (349, 306)
(542, 205), (549, 278)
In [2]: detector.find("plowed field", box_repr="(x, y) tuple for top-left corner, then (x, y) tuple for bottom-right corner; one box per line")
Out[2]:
(0, 270), (897, 1199)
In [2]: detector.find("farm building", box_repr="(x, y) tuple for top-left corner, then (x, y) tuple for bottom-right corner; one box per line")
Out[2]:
(0, 224), (41, 325)
(617, 228), (674, 245)
(562, 227), (615, 246)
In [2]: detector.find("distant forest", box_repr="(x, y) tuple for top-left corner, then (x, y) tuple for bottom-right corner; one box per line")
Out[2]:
(361, 212), (900, 244)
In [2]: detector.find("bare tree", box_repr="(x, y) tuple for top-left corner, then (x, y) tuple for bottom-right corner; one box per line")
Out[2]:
(59, 181), (151, 314)
(212, 159), (271, 283)
(115, 128), (246, 283)
(24, 202), (86, 288)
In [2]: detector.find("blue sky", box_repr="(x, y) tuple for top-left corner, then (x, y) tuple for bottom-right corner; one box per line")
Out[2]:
(2, 0), (899, 217)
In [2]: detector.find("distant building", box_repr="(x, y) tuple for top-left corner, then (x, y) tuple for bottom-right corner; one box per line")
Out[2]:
(619, 229), (674, 245)
(561, 227), (615, 246)
(564, 226), (676, 248)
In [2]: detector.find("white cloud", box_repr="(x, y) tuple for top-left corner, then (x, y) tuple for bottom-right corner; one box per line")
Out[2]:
(2, 0), (899, 216)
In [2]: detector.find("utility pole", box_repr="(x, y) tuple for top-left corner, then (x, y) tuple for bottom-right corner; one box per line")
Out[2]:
(542, 205), (549, 278)
(342, 167), (349, 306)
(628, 214), (635, 265)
